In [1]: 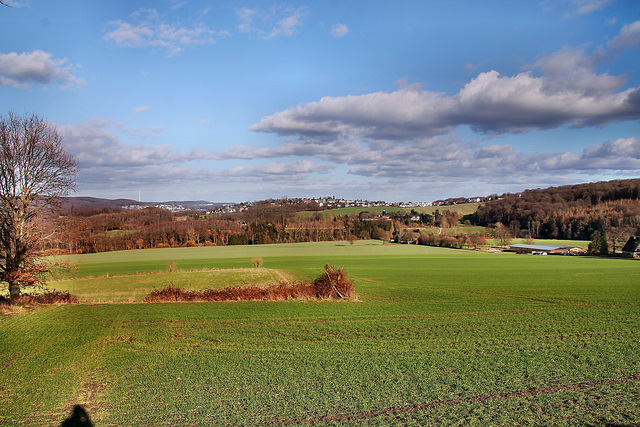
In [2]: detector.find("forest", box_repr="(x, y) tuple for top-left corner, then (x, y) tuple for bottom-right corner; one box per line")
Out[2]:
(473, 178), (640, 249)
(34, 179), (640, 255)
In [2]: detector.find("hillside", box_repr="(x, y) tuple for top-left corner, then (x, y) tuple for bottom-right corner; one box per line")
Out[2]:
(474, 178), (640, 241)
(62, 196), (140, 211)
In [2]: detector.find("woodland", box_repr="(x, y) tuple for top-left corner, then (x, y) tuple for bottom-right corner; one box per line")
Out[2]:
(474, 178), (640, 248)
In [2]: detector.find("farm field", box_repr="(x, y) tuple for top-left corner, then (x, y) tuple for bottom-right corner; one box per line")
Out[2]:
(1, 241), (638, 425)
(297, 202), (483, 219)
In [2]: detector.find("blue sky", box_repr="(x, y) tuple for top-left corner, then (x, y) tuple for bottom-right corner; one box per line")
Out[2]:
(1, 0), (639, 202)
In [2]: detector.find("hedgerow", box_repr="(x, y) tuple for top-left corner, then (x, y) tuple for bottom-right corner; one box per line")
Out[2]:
(0, 290), (79, 306)
(144, 264), (356, 302)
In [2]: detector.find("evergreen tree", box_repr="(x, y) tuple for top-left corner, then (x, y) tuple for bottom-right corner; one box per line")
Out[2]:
(588, 230), (609, 256)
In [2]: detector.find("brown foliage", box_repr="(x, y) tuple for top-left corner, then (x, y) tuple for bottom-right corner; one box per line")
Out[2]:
(144, 264), (356, 303)
(144, 283), (315, 302)
(0, 290), (79, 306)
(311, 264), (356, 299)
(475, 178), (640, 240)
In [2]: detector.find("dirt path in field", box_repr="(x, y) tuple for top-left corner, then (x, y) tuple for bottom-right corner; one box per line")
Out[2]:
(274, 376), (639, 425)
(272, 269), (297, 283)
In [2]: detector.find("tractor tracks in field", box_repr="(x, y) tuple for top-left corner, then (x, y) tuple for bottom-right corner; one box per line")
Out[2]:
(273, 376), (639, 425)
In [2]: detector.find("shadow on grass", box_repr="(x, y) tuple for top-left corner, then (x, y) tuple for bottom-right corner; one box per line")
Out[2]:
(60, 405), (93, 427)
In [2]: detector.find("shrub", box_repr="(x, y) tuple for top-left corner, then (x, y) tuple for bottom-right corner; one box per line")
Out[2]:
(251, 257), (263, 268)
(311, 264), (356, 299)
(168, 261), (177, 272)
(0, 290), (79, 306)
(144, 283), (316, 303)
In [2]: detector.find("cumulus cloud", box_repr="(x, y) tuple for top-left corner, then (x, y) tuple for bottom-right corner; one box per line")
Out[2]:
(60, 120), (185, 168)
(236, 5), (306, 39)
(580, 137), (640, 169)
(341, 135), (640, 181)
(331, 24), (349, 38)
(227, 160), (334, 180)
(606, 20), (640, 54)
(60, 119), (221, 192)
(104, 8), (226, 55)
(59, 119), (335, 193)
(0, 50), (82, 89)
(251, 69), (639, 138)
(251, 21), (640, 140)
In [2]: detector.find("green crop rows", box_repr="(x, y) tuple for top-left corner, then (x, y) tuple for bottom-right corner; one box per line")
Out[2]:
(1, 241), (638, 425)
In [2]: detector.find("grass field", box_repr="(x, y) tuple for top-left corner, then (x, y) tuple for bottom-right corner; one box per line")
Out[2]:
(1, 241), (638, 425)
(298, 202), (483, 219)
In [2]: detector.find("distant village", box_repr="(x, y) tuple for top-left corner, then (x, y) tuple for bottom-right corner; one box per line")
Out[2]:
(121, 195), (488, 214)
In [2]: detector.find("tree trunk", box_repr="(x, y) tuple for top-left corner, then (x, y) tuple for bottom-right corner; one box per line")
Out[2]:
(8, 280), (20, 299)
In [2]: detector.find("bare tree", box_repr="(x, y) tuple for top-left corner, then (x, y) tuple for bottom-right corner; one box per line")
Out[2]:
(1, 112), (77, 299)
(494, 222), (512, 248)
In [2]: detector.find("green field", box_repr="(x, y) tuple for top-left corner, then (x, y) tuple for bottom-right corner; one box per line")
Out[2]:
(1, 241), (638, 425)
(298, 202), (483, 219)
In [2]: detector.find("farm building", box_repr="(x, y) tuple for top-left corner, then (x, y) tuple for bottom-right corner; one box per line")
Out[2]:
(621, 235), (640, 257)
(510, 243), (583, 255)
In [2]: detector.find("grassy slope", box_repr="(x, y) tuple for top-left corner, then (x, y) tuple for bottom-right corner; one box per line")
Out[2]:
(1, 242), (639, 426)
(49, 268), (295, 303)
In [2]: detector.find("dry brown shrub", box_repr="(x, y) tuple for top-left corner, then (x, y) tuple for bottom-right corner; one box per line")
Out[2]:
(167, 261), (177, 272)
(0, 290), (79, 306)
(144, 282), (317, 303)
(311, 264), (356, 299)
(144, 265), (356, 303)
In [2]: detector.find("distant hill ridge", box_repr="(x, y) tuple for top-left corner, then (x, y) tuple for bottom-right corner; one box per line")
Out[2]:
(64, 178), (640, 217)
(61, 197), (229, 212)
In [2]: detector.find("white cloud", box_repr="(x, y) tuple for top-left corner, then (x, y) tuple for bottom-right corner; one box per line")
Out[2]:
(60, 120), (180, 168)
(227, 160), (334, 180)
(134, 106), (150, 114)
(580, 137), (640, 169)
(607, 20), (640, 53)
(60, 119), (210, 191)
(0, 50), (82, 89)
(330, 24), (349, 38)
(59, 119), (336, 194)
(250, 68), (639, 139)
(236, 5), (307, 39)
(64, 117), (639, 199)
(566, 0), (615, 16)
(236, 7), (257, 33)
(251, 22), (640, 139)
(104, 8), (225, 55)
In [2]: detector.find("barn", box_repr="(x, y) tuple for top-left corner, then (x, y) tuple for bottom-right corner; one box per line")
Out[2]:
(510, 243), (577, 255)
(621, 236), (640, 257)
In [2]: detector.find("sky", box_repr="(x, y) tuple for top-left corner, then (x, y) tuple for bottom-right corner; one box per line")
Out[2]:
(1, 0), (639, 203)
